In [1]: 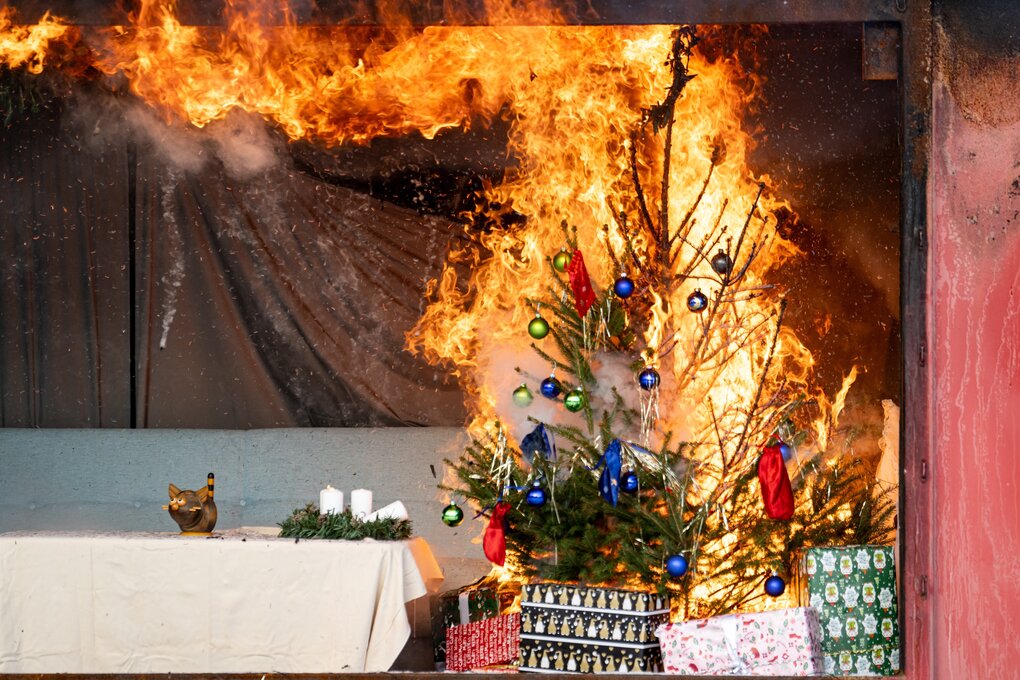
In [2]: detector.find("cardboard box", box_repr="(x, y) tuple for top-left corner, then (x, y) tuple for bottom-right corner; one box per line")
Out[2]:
(657, 607), (824, 676)
(519, 583), (669, 673)
(798, 545), (901, 676)
(431, 583), (501, 665)
(446, 613), (522, 672)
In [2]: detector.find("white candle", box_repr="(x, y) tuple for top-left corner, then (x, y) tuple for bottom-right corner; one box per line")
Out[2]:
(367, 500), (408, 522)
(350, 489), (373, 519)
(319, 485), (344, 515)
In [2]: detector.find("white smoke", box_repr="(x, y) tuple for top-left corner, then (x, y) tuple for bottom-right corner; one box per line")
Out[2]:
(70, 91), (282, 179)
(478, 327), (666, 451)
(587, 351), (640, 421)
(122, 105), (208, 173)
(478, 322), (582, 446)
(206, 111), (281, 179)
(157, 172), (185, 350)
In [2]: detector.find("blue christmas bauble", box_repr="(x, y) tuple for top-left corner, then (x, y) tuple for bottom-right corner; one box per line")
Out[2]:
(621, 470), (639, 493)
(687, 289), (708, 312)
(638, 367), (660, 391)
(540, 377), (561, 399)
(765, 574), (786, 597)
(512, 384), (534, 407)
(666, 554), (689, 578)
(711, 249), (733, 276)
(613, 275), (635, 299)
(779, 442), (793, 462)
(526, 484), (547, 507)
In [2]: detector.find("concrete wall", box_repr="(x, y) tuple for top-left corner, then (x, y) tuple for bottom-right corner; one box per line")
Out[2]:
(0, 427), (489, 590)
(930, 5), (1020, 678)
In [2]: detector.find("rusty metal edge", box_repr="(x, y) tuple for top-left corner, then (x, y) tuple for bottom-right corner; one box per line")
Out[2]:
(899, 1), (934, 680)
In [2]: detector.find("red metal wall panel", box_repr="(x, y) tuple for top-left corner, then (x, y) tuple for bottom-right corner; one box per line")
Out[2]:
(930, 46), (1020, 679)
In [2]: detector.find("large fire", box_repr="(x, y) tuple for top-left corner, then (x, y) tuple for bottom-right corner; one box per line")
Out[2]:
(94, 0), (562, 145)
(0, 6), (68, 72)
(1, 0), (875, 601)
(0, 0), (859, 466)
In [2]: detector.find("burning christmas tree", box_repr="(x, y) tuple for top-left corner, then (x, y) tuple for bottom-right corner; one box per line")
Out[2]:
(411, 26), (894, 618)
(0, 0), (900, 637)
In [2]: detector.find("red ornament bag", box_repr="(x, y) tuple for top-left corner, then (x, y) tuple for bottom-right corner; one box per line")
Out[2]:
(758, 445), (794, 520)
(483, 501), (511, 566)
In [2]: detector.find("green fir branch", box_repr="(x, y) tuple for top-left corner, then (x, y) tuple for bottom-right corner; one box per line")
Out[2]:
(278, 504), (412, 541)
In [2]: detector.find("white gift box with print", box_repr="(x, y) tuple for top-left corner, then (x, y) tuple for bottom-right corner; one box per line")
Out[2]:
(656, 606), (824, 676)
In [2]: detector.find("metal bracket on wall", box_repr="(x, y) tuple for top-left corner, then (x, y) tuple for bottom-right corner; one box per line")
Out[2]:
(863, 22), (901, 80)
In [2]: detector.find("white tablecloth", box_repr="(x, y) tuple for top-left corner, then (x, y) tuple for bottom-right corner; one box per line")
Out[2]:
(0, 530), (444, 673)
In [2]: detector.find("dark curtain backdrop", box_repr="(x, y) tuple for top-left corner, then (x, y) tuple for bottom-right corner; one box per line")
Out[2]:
(0, 97), (468, 427)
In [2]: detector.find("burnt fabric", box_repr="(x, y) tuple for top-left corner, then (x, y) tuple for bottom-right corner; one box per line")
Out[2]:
(757, 444), (795, 520)
(0, 99), (467, 427)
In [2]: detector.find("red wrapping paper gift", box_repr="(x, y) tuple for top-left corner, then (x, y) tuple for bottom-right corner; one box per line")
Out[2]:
(446, 612), (521, 671)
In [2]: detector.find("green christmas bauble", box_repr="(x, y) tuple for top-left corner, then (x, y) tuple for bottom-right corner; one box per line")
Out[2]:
(513, 383), (534, 407)
(441, 502), (464, 527)
(552, 249), (572, 273)
(563, 388), (586, 413)
(528, 315), (550, 340)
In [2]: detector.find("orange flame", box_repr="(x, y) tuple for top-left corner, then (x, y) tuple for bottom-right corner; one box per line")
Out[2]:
(89, 0), (568, 145)
(0, 6), (69, 73)
(0, 0), (858, 462)
(403, 25), (814, 454)
(815, 364), (859, 452)
(642, 288), (668, 368)
(0, 1), (873, 608)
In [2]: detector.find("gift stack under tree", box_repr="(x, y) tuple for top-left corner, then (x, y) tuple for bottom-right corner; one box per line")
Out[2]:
(416, 25), (898, 676)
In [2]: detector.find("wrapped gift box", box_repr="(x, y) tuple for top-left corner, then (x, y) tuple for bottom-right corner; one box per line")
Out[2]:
(431, 582), (501, 665)
(656, 606), (824, 676)
(798, 545), (901, 676)
(446, 613), (521, 671)
(519, 582), (669, 673)
(737, 607), (825, 676)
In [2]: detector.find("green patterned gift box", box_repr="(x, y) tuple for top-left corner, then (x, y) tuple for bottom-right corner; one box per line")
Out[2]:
(798, 545), (901, 676)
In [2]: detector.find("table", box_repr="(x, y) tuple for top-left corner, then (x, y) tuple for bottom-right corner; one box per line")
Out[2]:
(0, 530), (444, 673)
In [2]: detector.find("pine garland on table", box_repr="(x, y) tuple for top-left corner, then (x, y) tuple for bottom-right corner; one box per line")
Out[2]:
(278, 504), (412, 541)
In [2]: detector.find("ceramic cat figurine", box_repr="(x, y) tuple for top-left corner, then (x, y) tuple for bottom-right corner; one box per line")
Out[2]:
(164, 473), (217, 535)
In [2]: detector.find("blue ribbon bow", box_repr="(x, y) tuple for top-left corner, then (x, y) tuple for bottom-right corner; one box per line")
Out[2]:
(596, 439), (623, 506)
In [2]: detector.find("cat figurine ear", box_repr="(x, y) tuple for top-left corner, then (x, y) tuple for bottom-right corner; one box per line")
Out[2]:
(165, 474), (217, 535)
